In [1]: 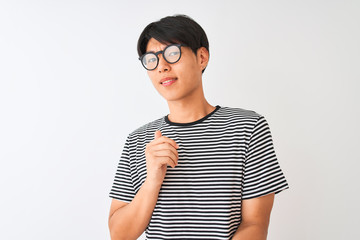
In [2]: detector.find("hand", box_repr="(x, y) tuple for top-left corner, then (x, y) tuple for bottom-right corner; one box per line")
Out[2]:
(145, 130), (179, 187)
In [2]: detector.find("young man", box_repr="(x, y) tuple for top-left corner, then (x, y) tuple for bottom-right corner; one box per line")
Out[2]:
(108, 15), (289, 240)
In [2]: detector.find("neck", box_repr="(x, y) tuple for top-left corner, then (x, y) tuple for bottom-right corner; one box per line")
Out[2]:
(166, 93), (215, 124)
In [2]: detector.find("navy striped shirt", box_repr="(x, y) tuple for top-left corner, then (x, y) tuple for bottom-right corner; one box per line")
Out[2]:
(109, 105), (289, 239)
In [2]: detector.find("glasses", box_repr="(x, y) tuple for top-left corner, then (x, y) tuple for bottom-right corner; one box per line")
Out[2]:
(139, 44), (185, 71)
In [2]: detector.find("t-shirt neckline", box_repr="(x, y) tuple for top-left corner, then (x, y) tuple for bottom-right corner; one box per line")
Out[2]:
(164, 105), (221, 126)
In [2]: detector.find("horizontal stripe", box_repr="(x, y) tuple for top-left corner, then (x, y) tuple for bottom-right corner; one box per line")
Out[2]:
(109, 105), (289, 239)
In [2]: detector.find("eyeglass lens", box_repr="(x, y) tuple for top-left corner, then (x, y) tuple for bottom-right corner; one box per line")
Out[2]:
(142, 45), (181, 70)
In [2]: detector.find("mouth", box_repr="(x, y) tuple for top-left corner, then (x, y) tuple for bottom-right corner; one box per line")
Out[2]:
(160, 77), (177, 86)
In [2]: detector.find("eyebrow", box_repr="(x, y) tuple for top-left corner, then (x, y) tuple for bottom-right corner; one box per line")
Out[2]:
(145, 42), (180, 54)
(145, 49), (164, 55)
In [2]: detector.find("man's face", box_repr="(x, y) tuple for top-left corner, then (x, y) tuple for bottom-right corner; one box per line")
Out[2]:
(145, 38), (208, 103)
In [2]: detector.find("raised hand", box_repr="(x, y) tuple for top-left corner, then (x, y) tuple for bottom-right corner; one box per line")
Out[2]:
(145, 130), (179, 187)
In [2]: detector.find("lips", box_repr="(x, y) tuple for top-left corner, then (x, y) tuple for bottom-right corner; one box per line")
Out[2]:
(160, 77), (177, 85)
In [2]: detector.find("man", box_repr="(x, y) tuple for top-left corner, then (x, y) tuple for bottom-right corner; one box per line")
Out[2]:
(108, 14), (289, 240)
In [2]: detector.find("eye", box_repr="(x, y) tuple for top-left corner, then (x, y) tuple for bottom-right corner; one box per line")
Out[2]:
(147, 57), (157, 63)
(168, 51), (180, 57)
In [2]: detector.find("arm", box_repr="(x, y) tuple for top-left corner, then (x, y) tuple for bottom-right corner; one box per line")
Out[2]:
(232, 193), (275, 240)
(108, 180), (162, 240)
(108, 130), (179, 240)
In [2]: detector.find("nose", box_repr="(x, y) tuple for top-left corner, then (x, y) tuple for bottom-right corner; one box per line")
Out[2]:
(157, 54), (170, 72)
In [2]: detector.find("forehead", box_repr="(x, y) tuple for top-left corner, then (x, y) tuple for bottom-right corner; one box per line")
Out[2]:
(146, 38), (170, 52)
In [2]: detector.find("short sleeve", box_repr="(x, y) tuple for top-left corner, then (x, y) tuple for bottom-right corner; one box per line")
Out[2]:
(109, 135), (136, 203)
(242, 116), (289, 200)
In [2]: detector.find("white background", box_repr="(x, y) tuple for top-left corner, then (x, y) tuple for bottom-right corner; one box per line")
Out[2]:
(1, 0), (359, 239)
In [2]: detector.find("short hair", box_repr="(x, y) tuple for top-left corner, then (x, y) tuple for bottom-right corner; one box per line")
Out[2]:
(137, 14), (209, 73)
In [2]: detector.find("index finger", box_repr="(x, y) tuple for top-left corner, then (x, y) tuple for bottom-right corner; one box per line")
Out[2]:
(151, 135), (179, 149)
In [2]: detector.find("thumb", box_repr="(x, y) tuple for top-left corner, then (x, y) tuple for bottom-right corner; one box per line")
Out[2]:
(154, 130), (162, 139)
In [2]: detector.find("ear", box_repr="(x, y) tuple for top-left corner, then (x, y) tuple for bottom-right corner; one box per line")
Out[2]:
(197, 47), (209, 71)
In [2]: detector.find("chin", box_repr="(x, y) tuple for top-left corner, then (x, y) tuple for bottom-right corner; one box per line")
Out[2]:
(161, 94), (184, 102)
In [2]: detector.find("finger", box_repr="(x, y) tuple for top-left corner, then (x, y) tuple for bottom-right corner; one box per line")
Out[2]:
(157, 156), (177, 168)
(153, 149), (178, 165)
(154, 130), (162, 140)
(151, 142), (179, 159)
(152, 135), (179, 150)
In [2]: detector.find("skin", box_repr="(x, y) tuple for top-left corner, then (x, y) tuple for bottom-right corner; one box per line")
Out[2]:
(232, 193), (275, 240)
(146, 37), (215, 123)
(108, 38), (275, 240)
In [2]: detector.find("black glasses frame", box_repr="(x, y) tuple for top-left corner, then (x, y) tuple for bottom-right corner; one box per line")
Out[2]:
(139, 43), (186, 71)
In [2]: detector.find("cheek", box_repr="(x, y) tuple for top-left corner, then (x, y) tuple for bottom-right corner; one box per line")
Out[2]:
(180, 62), (201, 79)
(147, 72), (157, 84)
(182, 55), (202, 75)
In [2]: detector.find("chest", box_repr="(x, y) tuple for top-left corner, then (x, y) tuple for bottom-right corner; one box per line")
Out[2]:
(131, 125), (249, 193)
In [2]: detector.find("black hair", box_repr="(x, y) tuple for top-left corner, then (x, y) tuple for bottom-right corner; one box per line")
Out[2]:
(137, 14), (209, 73)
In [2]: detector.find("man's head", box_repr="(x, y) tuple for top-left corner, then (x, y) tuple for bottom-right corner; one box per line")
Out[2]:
(137, 14), (209, 73)
(137, 15), (210, 103)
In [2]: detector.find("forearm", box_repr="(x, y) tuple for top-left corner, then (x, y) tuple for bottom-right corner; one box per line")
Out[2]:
(231, 223), (268, 240)
(109, 180), (161, 240)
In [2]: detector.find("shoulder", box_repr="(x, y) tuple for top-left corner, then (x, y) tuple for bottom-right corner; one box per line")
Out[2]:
(126, 116), (165, 141)
(218, 105), (263, 122)
(219, 107), (275, 138)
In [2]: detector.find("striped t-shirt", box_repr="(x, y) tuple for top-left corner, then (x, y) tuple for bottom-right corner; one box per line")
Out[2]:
(109, 105), (289, 239)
